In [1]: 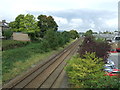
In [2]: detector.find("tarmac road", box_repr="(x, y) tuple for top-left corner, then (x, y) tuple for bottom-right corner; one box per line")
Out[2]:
(108, 53), (120, 68)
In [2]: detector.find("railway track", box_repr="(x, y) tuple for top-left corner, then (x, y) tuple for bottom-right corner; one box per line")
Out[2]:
(2, 38), (81, 89)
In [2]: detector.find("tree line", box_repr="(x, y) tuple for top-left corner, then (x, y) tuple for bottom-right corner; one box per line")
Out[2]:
(3, 14), (79, 50)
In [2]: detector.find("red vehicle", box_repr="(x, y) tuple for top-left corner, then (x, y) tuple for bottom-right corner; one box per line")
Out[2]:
(104, 69), (120, 77)
(109, 49), (117, 53)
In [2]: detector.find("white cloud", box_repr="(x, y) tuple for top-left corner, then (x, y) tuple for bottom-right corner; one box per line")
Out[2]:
(105, 18), (117, 27)
(69, 18), (83, 29)
(54, 16), (68, 25)
(0, 0), (118, 32)
(70, 19), (83, 24)
(90, 22), (95, 28)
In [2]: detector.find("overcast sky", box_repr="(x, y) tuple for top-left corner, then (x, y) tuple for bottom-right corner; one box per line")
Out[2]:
(0, 0), (119, 32)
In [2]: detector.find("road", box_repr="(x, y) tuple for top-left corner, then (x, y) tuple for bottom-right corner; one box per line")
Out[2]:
(108, 53), (120, 68)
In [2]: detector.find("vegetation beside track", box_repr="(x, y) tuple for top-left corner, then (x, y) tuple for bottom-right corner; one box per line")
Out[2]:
(2, 40), (30, 51)
(66, 53), (120, 88)
(66, 30), (120, 88)
(2, 14), (80, 84)
(2, 39), (75, 84)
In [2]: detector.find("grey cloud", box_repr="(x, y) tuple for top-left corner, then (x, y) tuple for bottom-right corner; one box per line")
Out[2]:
(27, 9), (117, 32)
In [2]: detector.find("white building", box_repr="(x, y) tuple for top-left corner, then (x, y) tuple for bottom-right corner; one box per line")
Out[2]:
(0, 20), (9, 39)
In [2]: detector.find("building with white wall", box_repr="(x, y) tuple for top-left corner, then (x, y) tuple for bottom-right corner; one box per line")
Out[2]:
(0, 20), (9, 39)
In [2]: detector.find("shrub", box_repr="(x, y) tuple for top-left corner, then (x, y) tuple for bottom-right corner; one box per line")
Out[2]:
(2, 40), (29, 51)
(62, 31), (71, 43)
(66, 53), (120, 88)
(44, 30), (59, 50)
(3, 29), (13, 39)
(56, 32), (67, 47)
(66, 53), (104, 88)
(78, 36), (111, 62)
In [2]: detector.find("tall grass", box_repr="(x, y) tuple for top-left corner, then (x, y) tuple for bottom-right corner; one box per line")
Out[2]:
(2, 39), (74, 83)
(2, 40), (29, 51)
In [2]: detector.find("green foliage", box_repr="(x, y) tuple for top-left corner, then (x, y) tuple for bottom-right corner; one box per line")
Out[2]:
(9, 14), (24, 31)
(66, 53), (120, 88)
(9, 14), (40, 41)
(103, 31), (113, 34)
(56, 32), (65, 47)
(66, 53), (104, 88)
(2, 42), (50, 82)
(2, 38), (74, 83)
(84, 29), (93, 36)
(62, 31), (71, 43)
(44, 30), (72, 50)
(3, 29), (13, 39)
(44, 30), (59, 50)
(19, 14), (40, 33)
(37, 15), (58, 38)
(2, 40), (29, 51)
(69, 30), (79, 39)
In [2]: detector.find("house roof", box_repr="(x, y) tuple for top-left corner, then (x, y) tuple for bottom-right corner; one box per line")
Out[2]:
(0, 21), (9, 27)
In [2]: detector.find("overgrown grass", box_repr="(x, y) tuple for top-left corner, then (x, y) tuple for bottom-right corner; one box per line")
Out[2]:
(2, 39), (74, 84)
(2, 40), (30, 51)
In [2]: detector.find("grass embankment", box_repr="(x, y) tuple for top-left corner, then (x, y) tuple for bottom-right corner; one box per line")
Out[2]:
(2, 39), (75, 84)
(2, 40), (29, 51)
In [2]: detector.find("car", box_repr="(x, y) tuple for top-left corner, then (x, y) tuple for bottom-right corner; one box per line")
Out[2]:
(109, 49), (117, 53)
(107, 59), (115, 66)
(104, 66), (113, 72)
(104, 63), (117, 72)
(104, 69), (120, 77)
(112, 35), (120, 42)
(116, 48), (120, 52)
(111, 35), (120, 52)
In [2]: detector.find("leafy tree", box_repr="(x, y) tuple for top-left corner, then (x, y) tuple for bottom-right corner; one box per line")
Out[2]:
(44, 30), (59, 50)
(19, 14), (40, 40)
(19, 14), (39, 33)
(62, 31), (71, 43)
(37, 15), (58, 38)
(78, 36), (111, 62)
(69, 30), (79, 39)
(103, 31), (113, 34)
(56, 32), (65, 47)
(93, 32), (97, 34)
(3, 29), (13, 39)
(9, 14), (40, 40)
(9, 14), (24, 31)
(84, 29), (93, 36)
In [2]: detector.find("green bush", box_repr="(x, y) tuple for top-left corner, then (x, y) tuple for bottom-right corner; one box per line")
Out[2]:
(2, 40), (29, 51)
(66, 53), (104, 88)
(66, 52), (120, 88)
(3, 29), (13, 39)
(2, 41), (50, 80)
(62, 31), (71, 43)
(2, 38), (74, 83)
